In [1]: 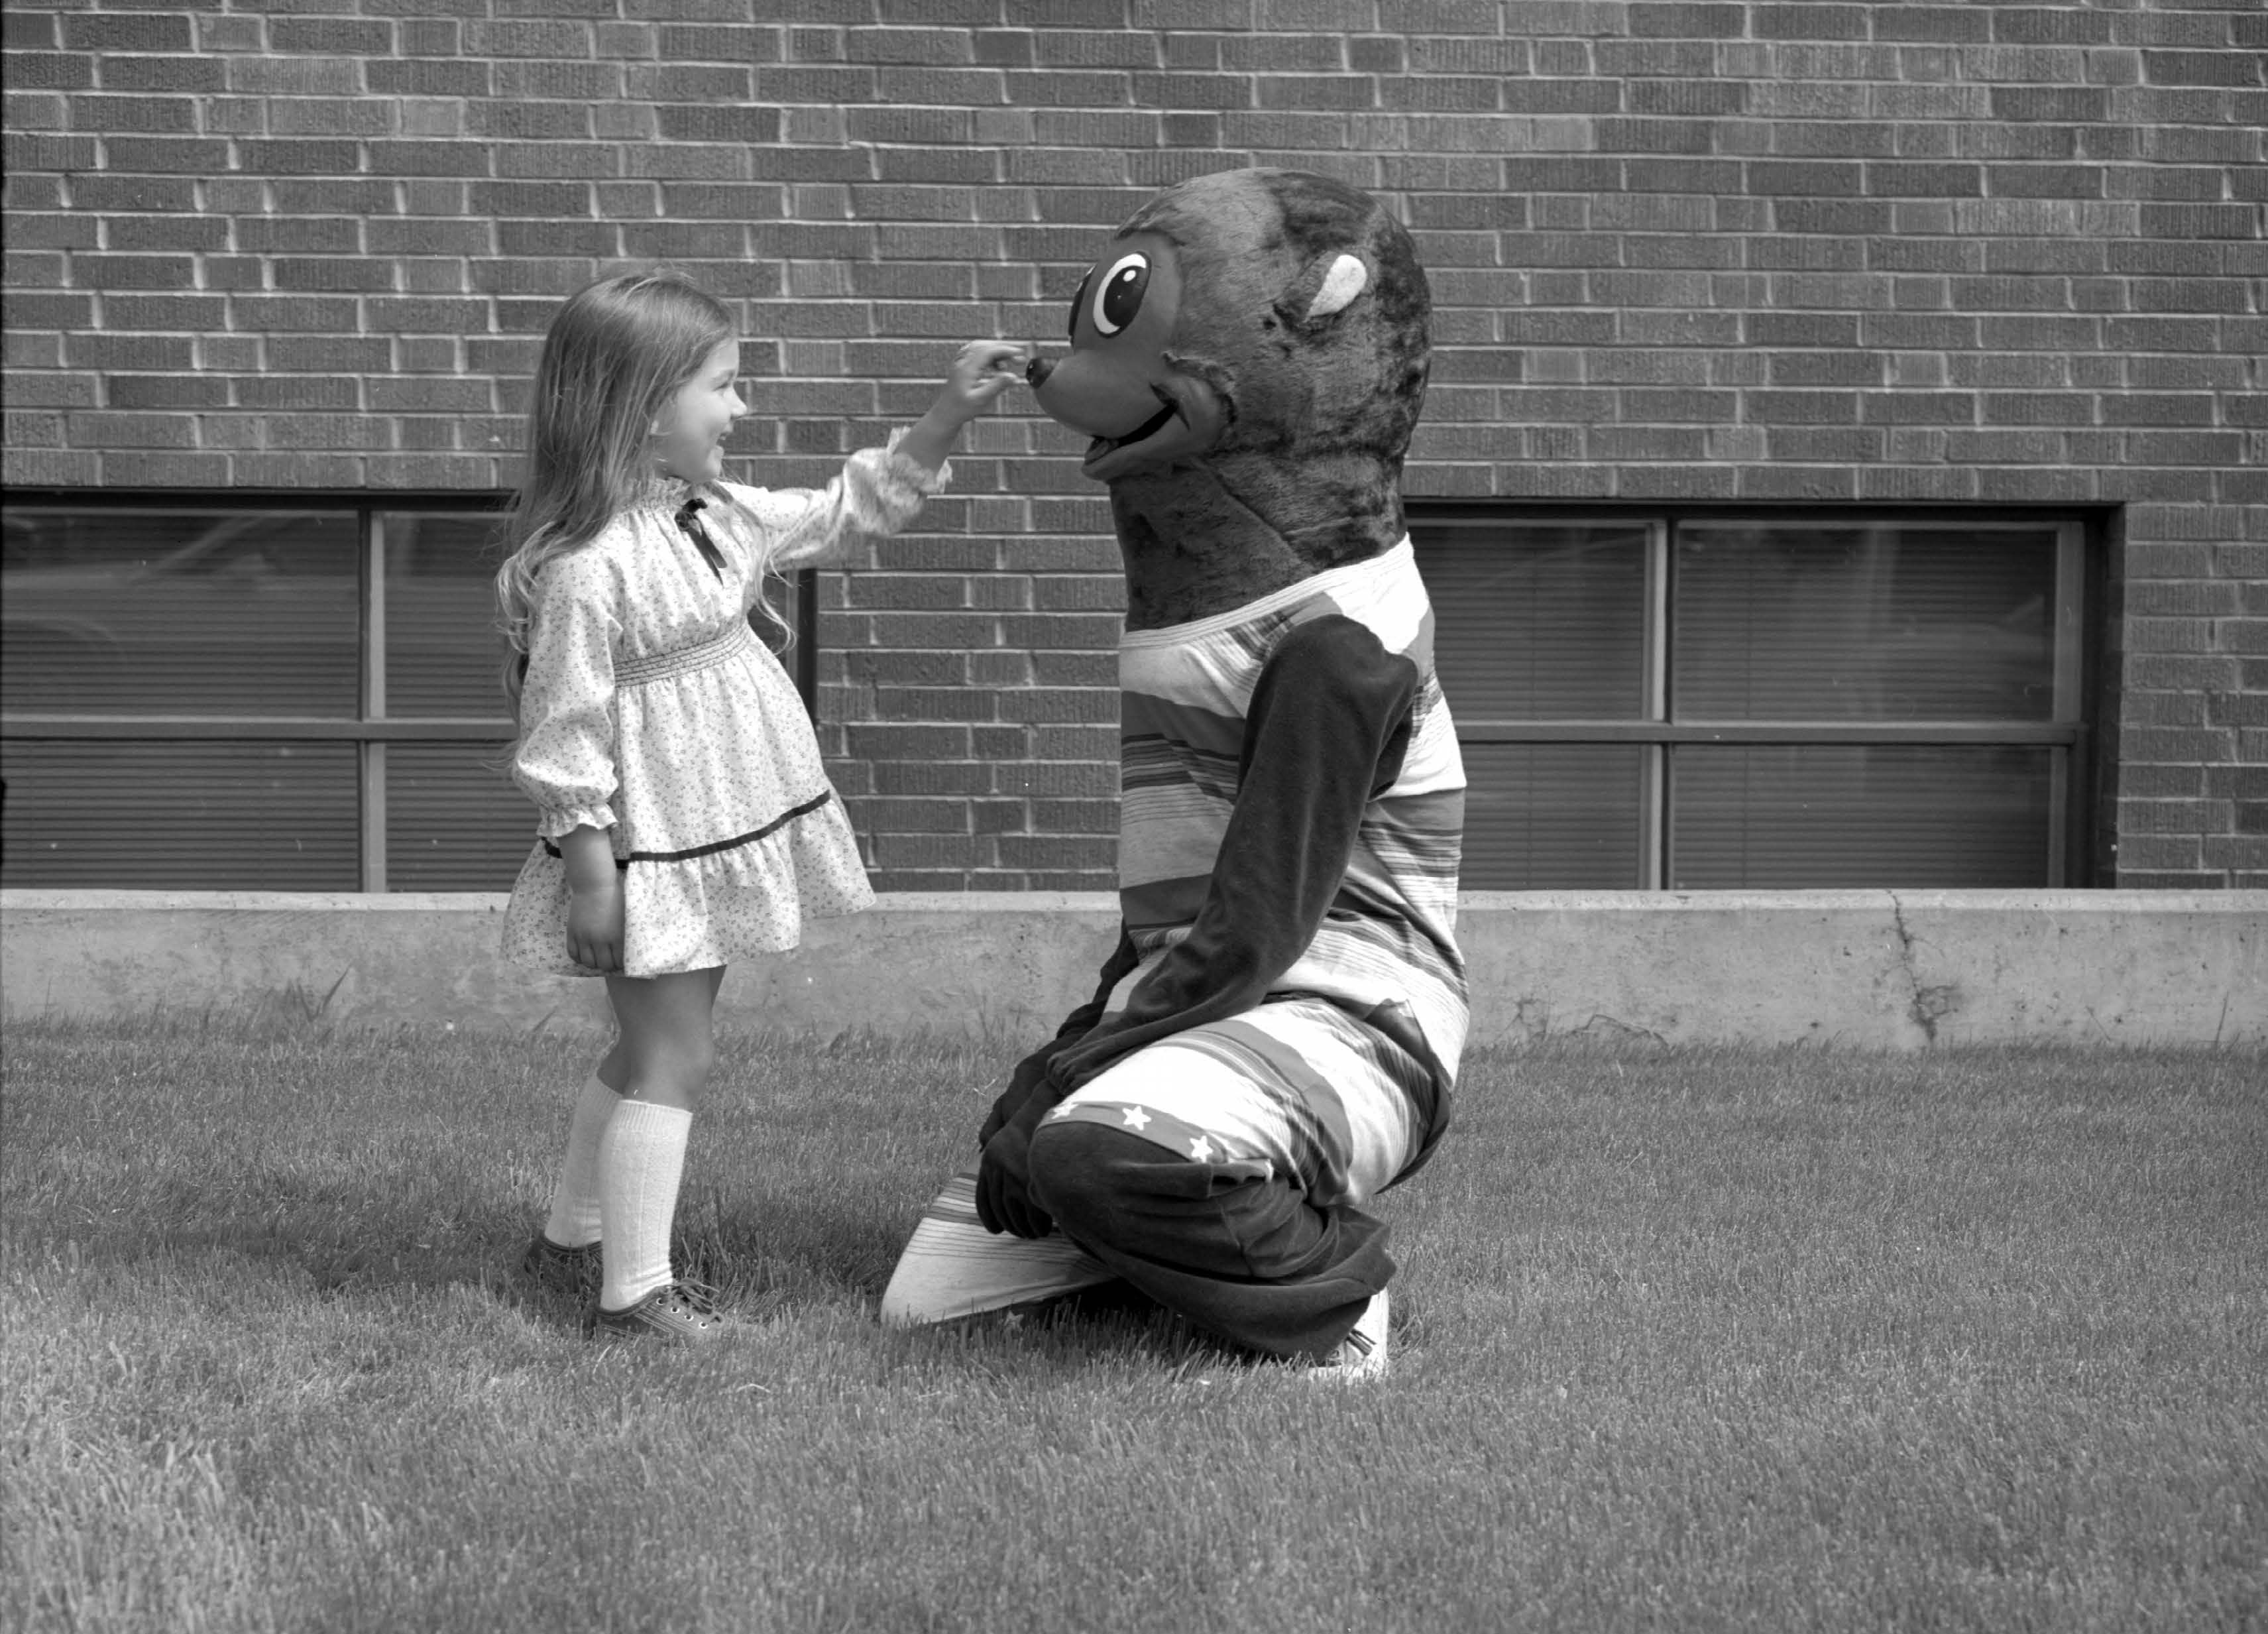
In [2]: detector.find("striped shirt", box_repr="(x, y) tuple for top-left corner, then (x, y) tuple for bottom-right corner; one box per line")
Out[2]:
(1037, 539), (1467, 1151)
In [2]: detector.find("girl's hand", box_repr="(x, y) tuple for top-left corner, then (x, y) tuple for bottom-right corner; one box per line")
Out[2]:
(899, 341), (1029, 472)
(566, 877), (624, 973)
(936, 340), (1030, 426)
(557, 824), (624, 972)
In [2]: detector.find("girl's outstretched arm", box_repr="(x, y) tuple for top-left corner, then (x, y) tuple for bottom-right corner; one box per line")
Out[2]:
(713, 341), (1029, 583)
(897, 340), (1029, 473)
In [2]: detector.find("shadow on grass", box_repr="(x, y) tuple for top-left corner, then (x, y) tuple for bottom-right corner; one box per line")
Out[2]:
(49, 1177), (927, 1340)
(874, 1280), (1262, 1384)
(19, 1179), (557, 1319)
(2, 1007), (1029, 1340)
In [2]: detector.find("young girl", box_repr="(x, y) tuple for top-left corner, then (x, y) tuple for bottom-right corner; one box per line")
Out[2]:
(496, 270), (1023, 1342)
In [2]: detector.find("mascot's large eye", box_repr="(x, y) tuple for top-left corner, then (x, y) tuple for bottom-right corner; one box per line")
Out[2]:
(1090, 253), (1150, 337)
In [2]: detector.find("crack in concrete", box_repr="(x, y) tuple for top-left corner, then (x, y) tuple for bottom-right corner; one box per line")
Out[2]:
(1888, 890), (1960, 1046)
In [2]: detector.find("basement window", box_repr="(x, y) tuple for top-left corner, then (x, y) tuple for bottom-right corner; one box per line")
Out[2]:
(0, 495), (815, 892)
(1408, 508), (2098, 890)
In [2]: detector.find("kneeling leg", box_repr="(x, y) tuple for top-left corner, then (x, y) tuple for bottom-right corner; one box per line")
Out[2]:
(1026, 1120), (1392, 1361)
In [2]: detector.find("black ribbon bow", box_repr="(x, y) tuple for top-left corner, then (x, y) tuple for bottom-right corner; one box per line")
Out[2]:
(673, 495), (727, 581)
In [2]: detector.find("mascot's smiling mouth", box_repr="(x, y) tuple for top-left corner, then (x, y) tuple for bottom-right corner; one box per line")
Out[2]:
(1070, 375), (1228, 482)
(1086, 398), (1179, 468)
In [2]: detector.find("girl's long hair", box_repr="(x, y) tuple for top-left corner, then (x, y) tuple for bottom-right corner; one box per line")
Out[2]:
(494, 272), (735, 714)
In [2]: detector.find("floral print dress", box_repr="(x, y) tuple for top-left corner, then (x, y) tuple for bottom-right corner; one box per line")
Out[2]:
(500, 434), (945, 977)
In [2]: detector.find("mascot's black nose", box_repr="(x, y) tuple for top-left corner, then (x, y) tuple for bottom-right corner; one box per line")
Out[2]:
(1025, 353), (1054, 388)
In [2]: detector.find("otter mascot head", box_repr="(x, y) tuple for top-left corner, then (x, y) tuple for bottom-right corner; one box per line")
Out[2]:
(1025, 168), (1432, 628)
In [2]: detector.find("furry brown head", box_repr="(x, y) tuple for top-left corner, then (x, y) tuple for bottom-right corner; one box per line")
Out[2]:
(1027, 168), (1432, 629)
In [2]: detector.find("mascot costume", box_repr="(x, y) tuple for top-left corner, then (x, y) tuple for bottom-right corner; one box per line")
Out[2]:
(879, 170), (1465, 1374)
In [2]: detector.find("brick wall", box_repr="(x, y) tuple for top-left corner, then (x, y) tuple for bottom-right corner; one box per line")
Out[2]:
(3, 0), (2263, 887)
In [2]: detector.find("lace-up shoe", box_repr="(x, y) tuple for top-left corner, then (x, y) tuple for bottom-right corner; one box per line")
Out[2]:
(587, 1281), (728, 1345)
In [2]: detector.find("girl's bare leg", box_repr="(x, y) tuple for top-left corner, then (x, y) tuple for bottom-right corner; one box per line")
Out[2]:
(596, 965), (726, 1111)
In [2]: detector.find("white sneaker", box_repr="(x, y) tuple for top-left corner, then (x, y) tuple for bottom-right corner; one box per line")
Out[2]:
(1308, 1289), (1390, 1382)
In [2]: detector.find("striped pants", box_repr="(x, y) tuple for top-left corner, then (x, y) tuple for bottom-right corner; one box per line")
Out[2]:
(879, 997), (1430, 1359)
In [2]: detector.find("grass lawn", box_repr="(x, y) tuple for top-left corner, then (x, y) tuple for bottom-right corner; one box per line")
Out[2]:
(3, 1013), (2262, 1633)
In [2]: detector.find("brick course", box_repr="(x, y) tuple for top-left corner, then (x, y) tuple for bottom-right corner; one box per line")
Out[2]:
(2, 0), (2263, 886)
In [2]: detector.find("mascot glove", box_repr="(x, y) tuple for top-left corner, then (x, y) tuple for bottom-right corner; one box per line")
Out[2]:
(978, 1042), (1066, 1147)
(976, 1109), (1057, 1240)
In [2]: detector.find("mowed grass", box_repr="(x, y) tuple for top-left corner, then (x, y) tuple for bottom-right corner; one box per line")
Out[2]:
(3, 1014), (2263, 1634)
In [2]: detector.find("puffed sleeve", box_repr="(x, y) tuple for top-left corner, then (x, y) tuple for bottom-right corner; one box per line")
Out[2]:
(710, 428), (948, 599)
(510, 546), (622, 838)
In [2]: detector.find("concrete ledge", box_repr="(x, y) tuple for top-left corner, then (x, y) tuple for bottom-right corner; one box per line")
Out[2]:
(4, 889), (2263, 1049)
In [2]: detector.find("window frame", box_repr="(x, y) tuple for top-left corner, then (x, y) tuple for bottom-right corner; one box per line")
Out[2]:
(1406, 502), (2104, 890)
(0, 490), (821, 891)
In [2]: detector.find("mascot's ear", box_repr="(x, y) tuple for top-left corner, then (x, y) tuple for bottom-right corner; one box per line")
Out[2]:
(1275, 251), (1372, 336)
(1305, 253), (1369, 320)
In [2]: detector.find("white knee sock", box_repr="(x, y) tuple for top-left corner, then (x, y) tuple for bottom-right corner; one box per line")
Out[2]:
(597, 1098), (693, 1312)
(541, 1073), (620, 1248)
